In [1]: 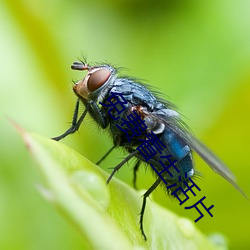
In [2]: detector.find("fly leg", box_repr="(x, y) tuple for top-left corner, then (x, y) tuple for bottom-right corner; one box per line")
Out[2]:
(140, 177), (161, 240)
(52, 99), (89, 141)
(133, 160), (141, 189)
(88, 100), (107, 129)
(107, 150), (138, 184)
(96, 145), (116, 165)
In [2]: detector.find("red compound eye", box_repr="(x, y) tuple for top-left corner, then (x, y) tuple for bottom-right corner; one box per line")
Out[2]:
(87, 68), (111, 92)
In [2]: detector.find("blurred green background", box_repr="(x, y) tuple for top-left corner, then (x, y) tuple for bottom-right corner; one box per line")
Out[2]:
(0, 0), (250, 249)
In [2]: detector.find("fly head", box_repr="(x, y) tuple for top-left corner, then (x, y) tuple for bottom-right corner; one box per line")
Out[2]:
(72, 61), (116, 101)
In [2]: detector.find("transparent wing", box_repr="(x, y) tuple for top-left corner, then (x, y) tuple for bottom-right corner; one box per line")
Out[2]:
(149, 111), (248, 198)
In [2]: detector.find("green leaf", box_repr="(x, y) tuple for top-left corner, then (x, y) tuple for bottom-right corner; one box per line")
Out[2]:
(19, 128), (226, 250)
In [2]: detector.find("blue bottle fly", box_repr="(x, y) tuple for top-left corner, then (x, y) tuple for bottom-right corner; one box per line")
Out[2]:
(52, 60), (246, 240)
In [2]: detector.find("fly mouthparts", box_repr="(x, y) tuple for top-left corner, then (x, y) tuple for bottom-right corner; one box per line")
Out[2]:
(71, 61), (89, 71)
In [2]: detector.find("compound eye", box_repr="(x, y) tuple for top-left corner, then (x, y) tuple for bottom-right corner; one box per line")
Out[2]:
(87, 68), (111, 92)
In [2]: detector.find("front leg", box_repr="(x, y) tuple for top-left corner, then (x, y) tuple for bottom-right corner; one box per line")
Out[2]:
(89, 100), (108, 129)
(52, 99), (89, 141)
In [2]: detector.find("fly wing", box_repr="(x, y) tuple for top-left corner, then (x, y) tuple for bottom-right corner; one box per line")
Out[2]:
(171, 123), (247, 198)
(149, 110), (248, 198)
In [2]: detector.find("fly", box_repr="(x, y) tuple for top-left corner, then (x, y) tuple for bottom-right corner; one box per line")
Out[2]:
(52, 60), (247, 240)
